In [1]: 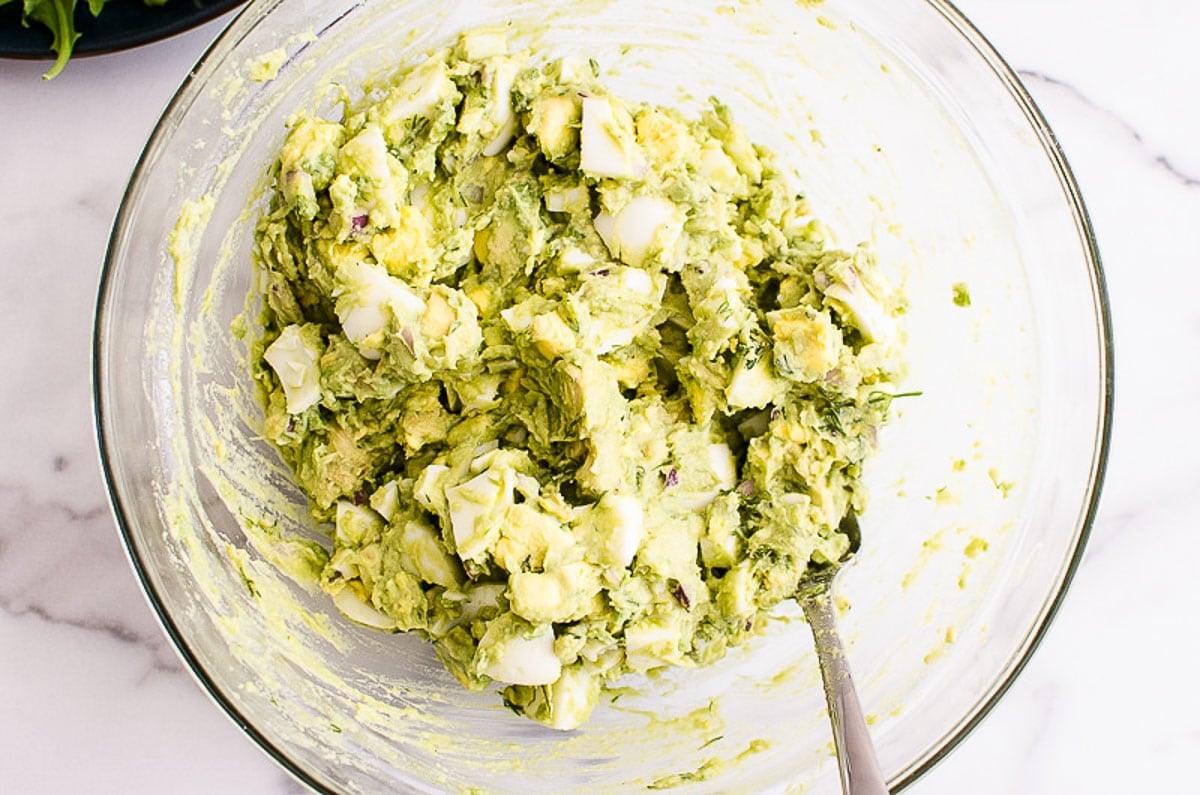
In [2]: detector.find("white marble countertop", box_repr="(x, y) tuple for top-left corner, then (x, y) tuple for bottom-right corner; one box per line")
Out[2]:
(2, 1), (1197, 792)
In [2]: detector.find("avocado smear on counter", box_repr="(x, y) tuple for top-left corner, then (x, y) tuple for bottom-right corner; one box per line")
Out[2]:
(250, 30), (904, 730)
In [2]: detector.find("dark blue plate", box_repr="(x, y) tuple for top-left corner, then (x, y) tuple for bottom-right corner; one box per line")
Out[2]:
(0, 0), (244, 59)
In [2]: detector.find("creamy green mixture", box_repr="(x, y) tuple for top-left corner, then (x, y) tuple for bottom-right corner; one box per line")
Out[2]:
(250, 30), (903, 730)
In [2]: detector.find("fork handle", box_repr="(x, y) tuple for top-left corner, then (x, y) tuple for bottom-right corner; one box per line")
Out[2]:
(800, 585), (890, 795)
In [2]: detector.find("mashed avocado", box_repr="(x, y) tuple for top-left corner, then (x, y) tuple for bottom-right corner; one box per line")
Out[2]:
(250, 30), (903, 730)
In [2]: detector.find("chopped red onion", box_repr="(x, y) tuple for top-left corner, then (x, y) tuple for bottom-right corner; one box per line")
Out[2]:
(670, 580), (691, 611)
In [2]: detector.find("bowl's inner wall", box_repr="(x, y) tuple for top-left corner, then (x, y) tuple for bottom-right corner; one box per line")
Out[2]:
(99, 0), (1105, 791)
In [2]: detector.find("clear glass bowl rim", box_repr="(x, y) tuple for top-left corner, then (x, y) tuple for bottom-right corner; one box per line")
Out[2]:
(92, 0), (1115, 791)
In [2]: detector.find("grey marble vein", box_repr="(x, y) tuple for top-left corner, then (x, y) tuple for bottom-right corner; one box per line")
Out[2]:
(1, 599), (183, 677)
(1018, 69), (1200, 189)
(0, 482), (181, 674)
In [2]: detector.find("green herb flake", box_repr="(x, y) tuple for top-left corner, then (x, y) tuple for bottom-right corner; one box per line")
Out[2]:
(987, 468), (1014, 498)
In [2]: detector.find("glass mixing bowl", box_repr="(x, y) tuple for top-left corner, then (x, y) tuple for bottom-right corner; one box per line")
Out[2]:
(94, 0), (1111, 791)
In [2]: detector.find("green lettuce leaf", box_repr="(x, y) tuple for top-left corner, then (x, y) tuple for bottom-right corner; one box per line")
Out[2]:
(12, 0), (81, 80)
(7, 0), (173, 80)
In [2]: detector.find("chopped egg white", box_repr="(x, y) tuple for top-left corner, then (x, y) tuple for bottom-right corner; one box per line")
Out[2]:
(331, 589), (397, 631)
(481, 626), (561, 685)
(580, 96), (647, 179)
(262, 324), (322, 414)
(333, 261), (426, 360)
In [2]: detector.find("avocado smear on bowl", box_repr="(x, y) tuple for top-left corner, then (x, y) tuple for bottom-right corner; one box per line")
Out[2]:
(249, 30), (904, 730)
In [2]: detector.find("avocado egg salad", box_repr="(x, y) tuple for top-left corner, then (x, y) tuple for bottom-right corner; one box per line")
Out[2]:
(250, 30), (904, 730)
